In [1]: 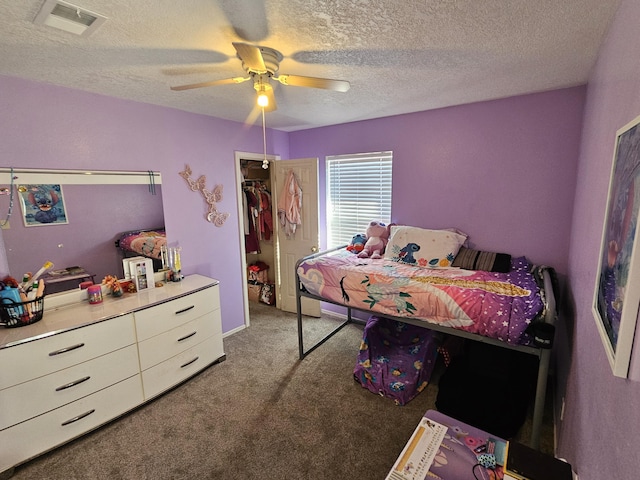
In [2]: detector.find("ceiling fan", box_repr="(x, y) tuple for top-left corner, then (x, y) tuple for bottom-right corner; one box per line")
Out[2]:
(170, 42), (351, 111)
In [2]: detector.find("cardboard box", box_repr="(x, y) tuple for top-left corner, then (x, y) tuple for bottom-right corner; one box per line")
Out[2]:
(248, 283), (261, 302)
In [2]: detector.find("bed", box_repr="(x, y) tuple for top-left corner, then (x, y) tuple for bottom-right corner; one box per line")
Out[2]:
(115, 227), (166, 270)
(295, 227), (558, 450)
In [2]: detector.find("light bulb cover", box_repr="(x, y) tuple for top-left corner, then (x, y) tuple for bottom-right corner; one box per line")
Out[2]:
(257, 92), (269, 107)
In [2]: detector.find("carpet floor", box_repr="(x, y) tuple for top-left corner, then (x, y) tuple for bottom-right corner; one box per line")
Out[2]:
(9, 302), (554, 479)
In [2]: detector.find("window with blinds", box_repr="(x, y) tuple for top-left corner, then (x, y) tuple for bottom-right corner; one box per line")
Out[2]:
(326, 151), (393, 249)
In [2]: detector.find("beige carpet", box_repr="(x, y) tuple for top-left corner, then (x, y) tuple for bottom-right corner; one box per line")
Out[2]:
(9, 302), (554, 479)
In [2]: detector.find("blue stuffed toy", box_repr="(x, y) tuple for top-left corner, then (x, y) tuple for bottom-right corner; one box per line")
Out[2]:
(346, 233), (367, 253)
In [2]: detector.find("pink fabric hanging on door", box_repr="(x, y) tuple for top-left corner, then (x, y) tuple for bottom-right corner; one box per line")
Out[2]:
(277, 169), (302, 237)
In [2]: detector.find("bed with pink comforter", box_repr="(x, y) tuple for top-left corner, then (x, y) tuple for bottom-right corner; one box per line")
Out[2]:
(296, 249), (545, 346)
(116, 228), (166, 260)
(295, 246), (556, 450)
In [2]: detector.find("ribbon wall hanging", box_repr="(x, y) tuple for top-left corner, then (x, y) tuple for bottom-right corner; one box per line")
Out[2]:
(179, 164), (230, 227)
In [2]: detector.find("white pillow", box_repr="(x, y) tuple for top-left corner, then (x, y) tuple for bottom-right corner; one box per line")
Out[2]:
(384, 226), (467, 268)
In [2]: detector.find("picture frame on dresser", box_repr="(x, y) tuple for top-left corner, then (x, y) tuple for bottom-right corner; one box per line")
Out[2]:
(593, 113), (640, 378)
(131, 258), (154, 291)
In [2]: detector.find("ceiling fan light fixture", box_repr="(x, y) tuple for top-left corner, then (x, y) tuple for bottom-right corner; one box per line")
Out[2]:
(257, 91), (269, 108)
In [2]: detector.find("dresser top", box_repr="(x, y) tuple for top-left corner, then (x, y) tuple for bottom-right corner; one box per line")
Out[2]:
(0, 274), (219, 349)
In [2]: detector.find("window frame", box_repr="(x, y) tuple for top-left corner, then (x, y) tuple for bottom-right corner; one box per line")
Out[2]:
(325, 151), (393, 249)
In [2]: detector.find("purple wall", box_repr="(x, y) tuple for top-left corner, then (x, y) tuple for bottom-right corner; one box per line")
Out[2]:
(289, 87), (586, 276)
(560, 0), (640, 478)
(0, 74), (289, 334)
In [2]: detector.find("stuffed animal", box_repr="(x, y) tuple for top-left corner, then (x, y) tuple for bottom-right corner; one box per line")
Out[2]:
(346, 233), (367, 253)
(358, 221), (392, 259)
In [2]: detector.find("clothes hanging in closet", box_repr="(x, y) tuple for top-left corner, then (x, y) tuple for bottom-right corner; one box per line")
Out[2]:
(243, 181), (273, 253)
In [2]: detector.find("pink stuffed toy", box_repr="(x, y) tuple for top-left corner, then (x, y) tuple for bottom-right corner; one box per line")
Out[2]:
(358, 221), (392, 259)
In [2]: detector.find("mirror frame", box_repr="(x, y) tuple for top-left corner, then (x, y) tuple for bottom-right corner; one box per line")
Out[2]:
(0, 168), (163, 294)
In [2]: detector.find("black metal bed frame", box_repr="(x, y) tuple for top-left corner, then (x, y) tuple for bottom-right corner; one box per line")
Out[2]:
(295, 246), (557, 450)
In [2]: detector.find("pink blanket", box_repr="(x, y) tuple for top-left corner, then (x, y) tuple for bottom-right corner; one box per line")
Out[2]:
(118, 228), (166, 260)
(297, 249), (544, 345)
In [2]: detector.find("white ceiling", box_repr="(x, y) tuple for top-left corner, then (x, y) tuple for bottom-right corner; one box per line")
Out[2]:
(0, 0), (622, 132)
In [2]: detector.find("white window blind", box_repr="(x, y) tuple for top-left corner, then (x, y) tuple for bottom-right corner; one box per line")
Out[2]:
(326, 151), (393, 249)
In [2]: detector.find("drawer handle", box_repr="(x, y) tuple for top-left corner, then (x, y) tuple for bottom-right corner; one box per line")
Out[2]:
(177, 331), (197, 342)
(180, 356), (199, 368)
(175, 305), (195, 315)
(49, 343), (85, 356)
(56, 376), (91, 392)
(61, 409), (96, 426)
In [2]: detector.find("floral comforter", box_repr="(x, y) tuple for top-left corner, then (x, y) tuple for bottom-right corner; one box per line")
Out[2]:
(118, 228), (166, 260)
(297, 249), (544, 345)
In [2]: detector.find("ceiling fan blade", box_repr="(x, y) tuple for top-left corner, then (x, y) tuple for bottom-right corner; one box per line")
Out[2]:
(170, 76), (250, 91)
(243, 106), (262, 128)
(233, 42), (267, 73)
(219, 0), (269, 42)
(273, 74), (350, 92)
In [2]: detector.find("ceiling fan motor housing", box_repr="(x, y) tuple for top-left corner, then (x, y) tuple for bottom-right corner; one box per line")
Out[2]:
(241, 46), (283, 76)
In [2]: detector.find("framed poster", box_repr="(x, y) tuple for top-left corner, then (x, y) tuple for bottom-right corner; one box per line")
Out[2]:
(17, 184), (68, 226)
(593, 114), (640, 378)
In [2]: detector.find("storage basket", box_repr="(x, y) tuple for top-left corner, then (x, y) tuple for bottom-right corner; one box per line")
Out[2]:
(0, 295), (45, 328)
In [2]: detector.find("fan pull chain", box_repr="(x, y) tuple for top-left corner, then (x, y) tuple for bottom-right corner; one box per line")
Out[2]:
(261, 107), (269, 169)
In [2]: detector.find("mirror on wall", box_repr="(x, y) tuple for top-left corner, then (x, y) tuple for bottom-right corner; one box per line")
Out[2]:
(0, 169), (164, 294)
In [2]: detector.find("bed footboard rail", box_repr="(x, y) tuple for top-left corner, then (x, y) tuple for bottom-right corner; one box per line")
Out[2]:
(295, 246), (354, 359)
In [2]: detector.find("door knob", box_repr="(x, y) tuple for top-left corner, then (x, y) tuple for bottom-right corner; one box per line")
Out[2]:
(311, 246), (318, 252)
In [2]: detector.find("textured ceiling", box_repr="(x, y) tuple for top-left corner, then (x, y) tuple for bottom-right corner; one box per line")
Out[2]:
(0, 0), (622, 132)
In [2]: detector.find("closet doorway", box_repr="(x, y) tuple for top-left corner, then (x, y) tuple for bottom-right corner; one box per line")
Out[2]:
(236, 151), (278, 328)
(235, 152), (321, 328)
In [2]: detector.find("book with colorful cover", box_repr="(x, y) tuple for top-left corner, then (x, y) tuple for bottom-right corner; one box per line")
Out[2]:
(386, 417), (448, 480)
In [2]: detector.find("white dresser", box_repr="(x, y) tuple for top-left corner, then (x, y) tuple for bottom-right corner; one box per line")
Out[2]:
(0, 275), (225, 476)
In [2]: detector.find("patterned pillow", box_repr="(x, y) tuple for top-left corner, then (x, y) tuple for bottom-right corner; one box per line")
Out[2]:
(384, 226), (467, 268)
(452, 246), (512, 273)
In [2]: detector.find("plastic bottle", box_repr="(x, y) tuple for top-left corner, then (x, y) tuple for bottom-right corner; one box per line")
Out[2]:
(27, 281), (38, 301)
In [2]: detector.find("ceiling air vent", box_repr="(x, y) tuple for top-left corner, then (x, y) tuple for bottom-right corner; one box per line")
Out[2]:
(34, 0), (107, 36)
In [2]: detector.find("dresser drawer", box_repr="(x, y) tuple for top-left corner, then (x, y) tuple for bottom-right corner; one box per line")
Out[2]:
(0, 374), (143, 473)
(138, 309), (221, 371)
(0, 314), (136, 390)
(141, 333), (224, 400)
(134, 286), (220, 342)
(0, 344), (139, 431)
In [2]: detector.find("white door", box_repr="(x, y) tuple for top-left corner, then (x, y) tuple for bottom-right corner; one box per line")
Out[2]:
(273, 158), (321, 316)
